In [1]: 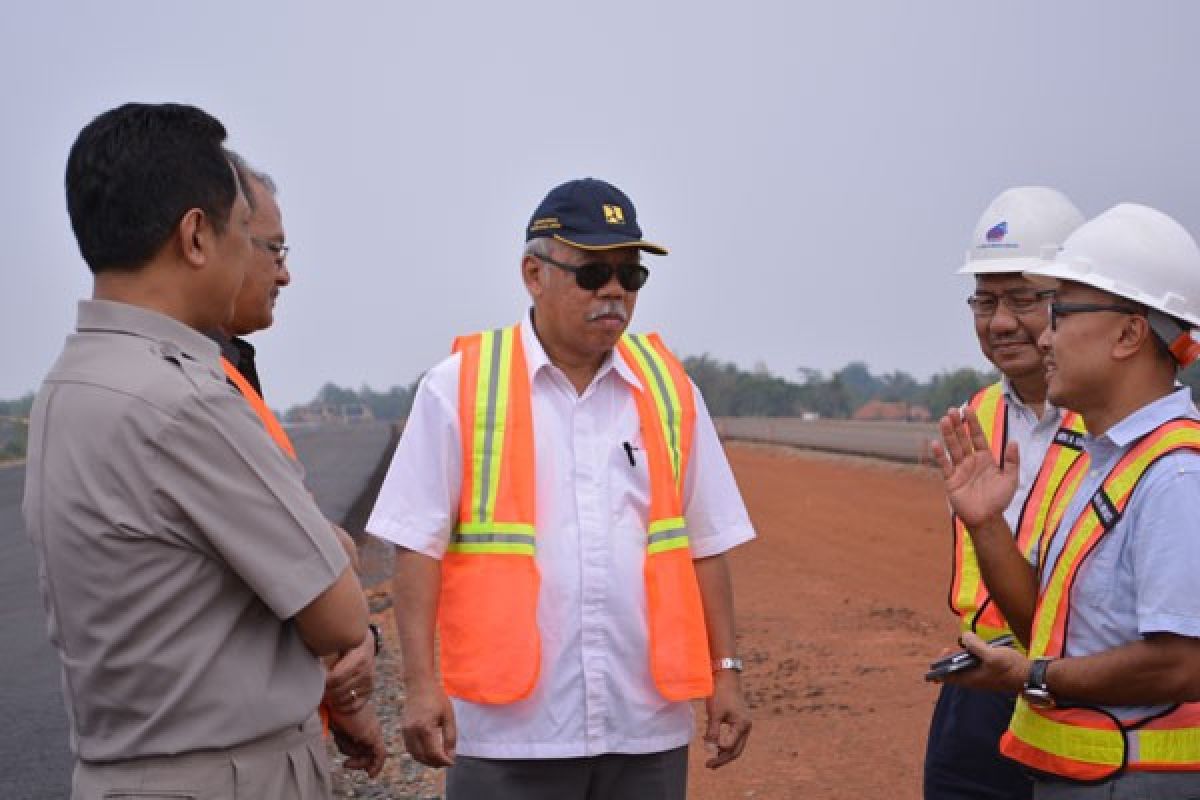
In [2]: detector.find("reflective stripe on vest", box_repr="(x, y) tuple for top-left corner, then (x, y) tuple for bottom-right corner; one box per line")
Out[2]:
(438, 325), (711, 705)
(221, 357), (297, 461)
(616, 333), (712, 701)
(1000, 418), (1200, 781)
(948, 384), (1085, 642)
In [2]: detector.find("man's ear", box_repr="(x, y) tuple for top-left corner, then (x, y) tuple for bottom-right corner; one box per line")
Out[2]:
(177, 208), (209, 269)
(1113, 314), (1153, 362)
(522, 254), (544, 298)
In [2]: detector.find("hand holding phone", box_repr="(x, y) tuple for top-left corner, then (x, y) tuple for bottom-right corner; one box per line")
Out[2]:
(924, 634), (1015, 682)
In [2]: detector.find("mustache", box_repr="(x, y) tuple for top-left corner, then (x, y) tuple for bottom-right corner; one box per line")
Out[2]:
(586, 302), (628, 322)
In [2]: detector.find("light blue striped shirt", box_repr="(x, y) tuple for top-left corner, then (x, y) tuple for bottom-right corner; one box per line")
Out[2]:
(1039, 387), (1200, 720)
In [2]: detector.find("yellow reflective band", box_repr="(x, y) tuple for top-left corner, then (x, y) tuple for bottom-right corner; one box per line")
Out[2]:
(1021, 447), (1080, 561)
(468, 329), (496, 524)
(647, 535), (690, 555)
(456, 521), (536, 535)
(624, 334), (684, 486)
(648, 516), (686, 535)
(483, 328), (514, 524)
(1008, 702), (1124, 768)
(446, 541), (536, 556)
(1134, 725), (1200, 766)
(466, 328), (516, 526)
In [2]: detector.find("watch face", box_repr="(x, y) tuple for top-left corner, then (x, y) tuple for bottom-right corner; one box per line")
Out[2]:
(1023, 688), (1057, 710)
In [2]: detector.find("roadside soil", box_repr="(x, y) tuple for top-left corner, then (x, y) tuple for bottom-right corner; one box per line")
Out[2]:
(340, 441), (957, 800)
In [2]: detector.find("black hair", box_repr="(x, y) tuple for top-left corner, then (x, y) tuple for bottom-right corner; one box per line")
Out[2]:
(65, 102), (238, 274)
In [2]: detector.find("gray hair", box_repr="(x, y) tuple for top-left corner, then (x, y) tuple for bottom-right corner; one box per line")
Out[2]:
(523, 237), (553, 259)
(226, 150), (277, 211)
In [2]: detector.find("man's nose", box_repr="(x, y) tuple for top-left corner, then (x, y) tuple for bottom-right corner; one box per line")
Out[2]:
(988, 304), (1019, 334)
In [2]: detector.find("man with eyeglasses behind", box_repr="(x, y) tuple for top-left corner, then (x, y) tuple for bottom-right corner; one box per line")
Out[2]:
(367, 178), (755, 799)
(923, 187), (1085, 800)
(212, 154), (387, 777)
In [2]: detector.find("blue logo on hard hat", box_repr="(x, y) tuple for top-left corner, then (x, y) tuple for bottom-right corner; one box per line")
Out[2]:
(986, 221), (1008, 243)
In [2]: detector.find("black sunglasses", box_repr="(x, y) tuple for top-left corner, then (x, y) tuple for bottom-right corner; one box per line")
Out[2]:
(1049, 302), (1142, 331)
(535, 252), (649, 292)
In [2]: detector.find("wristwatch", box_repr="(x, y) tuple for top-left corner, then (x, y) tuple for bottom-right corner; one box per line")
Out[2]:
(1022, 657), (1056, 709)
(367, 623), (383, 656)
(712, 657), (744, 674)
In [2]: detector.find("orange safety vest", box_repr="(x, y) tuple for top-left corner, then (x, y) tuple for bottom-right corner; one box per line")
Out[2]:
(1000, 418), (1200, 781)
(948, 383), (1086, 642)
(439, 324), (712, 705)
(221, 357), (297, 460)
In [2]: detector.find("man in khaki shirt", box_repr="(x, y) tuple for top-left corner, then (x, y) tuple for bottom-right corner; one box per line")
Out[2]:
(23, 102), (369, 800)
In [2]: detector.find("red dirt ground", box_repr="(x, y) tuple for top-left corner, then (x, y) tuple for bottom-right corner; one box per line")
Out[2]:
(687, 443), (957, 800)
(359, 441), (958, 799)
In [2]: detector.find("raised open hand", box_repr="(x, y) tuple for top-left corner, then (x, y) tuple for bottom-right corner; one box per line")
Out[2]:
(931, 407), (1019, 529)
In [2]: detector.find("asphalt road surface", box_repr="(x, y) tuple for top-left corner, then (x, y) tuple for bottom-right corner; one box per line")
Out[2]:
(0, 421), (395, 800)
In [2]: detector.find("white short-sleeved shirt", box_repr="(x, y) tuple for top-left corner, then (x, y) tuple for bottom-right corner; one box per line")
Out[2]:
(368, 315), (756, 758)
(1038, 388), (1200, 720)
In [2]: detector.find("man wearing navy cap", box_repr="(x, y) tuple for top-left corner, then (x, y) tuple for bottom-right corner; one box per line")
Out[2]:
(368, 178), (755, 799)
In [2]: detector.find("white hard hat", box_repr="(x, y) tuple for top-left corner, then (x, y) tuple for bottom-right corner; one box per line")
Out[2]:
(958, 187), (1085, 275)
(1026, 203), (1200, 364)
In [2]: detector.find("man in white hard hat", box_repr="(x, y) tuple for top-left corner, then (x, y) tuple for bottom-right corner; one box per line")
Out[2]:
(933, 203), (1200, 797)
(924, 187), (1085, 800)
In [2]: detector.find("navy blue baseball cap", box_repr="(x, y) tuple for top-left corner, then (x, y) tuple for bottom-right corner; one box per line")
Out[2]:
(526, 178), (668, 255)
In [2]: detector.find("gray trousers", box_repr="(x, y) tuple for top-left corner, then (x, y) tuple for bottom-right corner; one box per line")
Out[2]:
(446, 746), (689, 800)
(71, 713), (331, 800)
(1034, 771), (1200, 799)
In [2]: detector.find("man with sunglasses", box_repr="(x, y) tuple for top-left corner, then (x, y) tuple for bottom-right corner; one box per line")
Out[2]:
(924, 187), (1085, 800)
(368, 178), (755, 799)
(933, 203), (1200, 797)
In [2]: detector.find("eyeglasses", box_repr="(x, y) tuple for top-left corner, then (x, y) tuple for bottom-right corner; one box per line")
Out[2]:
(966, 288), (1054, 317)
(1049, 302), (1142, 331)
(251, 237), (289, 265)
(535, 252), (649, 292)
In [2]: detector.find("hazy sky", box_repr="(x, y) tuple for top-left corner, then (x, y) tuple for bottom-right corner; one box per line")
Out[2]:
(4, 1), (1198, 407)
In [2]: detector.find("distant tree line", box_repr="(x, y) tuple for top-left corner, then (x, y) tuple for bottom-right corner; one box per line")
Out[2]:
(683, 356), (1000, 419)
(686, 356), (1200, 419)
(284, 380), (419, 422)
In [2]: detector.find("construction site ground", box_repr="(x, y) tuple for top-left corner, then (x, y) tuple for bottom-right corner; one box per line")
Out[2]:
(352, 440), (957, 799)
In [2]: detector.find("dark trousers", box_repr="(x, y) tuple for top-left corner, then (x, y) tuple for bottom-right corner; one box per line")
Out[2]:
(924, 682), (1033, 800)
(446, 746), (688, 800)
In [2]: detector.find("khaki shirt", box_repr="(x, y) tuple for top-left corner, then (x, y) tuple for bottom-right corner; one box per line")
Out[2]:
(23, 299), (349, 762)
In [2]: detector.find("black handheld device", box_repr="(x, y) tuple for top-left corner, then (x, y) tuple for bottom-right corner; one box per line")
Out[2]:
(924, 634), (1016, 682)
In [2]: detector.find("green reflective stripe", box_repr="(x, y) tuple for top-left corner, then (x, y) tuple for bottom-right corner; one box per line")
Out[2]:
(456, 521), (536, 535)
(450, 532), (536, 545)
(483, 329), (514, 523)
(468, 330), (496, 523)
(469, 328), (514, 526)
(446, 541), (536, 555)
(625, 335), (684, 484)
(648, 516), (686, 535)
(647, 535), (690, 555)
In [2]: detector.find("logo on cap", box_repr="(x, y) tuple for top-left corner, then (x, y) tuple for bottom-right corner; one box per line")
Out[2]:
(603, 204), (626, 225)
(986, 221), (1008, 243)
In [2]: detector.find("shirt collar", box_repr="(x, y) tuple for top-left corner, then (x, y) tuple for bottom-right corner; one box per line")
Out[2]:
(1000, 375), (1062, 423)
(518, 310), (642, 391)
(77, 299), (221, 366)
(1099, 386), (1198, 448)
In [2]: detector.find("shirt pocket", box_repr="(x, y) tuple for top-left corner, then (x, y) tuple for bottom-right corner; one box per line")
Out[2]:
(1072, 534), (1121, 607)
